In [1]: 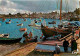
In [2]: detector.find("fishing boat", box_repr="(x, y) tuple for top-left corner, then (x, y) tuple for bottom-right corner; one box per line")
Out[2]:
(20, 28), (27, 31)
(0, 34), (9, 38)
(41, 24), (72, 37)
(17, 23), (23, 26)
(0, 37), (22, 44)
(41, 0), (74, 38)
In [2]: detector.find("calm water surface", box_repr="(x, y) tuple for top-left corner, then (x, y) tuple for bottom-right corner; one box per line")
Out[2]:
(0, 18), (79, 43)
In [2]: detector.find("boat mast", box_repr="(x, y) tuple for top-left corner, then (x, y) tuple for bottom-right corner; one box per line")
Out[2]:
(79, 0), (80, 21)
(60, 0), (62, 23)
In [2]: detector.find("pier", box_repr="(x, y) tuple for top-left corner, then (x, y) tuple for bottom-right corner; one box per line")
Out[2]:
(35, 30), (79, 52)
(3, 30), (79, 56)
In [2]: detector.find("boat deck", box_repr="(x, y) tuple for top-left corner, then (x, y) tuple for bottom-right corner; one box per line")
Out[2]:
(38, 40), (63, 46)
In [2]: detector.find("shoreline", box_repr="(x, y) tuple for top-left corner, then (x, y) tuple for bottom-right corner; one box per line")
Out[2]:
(0, 17), (79, 21)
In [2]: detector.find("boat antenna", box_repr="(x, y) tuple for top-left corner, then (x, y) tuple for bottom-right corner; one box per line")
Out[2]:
(60, 0), (62, 24)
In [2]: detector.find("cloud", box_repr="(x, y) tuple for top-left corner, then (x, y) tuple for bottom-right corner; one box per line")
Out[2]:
(12, 0), (79, 12)
(0, 0), (16, 8)
(0, 7), (27, 14)
(0, 0), (30, 14)
(0, 0), (79, 14)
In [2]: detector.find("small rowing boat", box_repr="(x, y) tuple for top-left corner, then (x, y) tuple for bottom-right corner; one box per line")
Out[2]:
(20, 28), (27, 31)
(6, 22), (11, 24)
(17, 23), (23, 26)
(0, 34), (9, 38)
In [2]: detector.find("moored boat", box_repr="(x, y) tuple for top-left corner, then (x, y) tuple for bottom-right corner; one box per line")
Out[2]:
(6, 22), (11, 24)
(41, 23), (72, 38)
(20, 28), (27, 31)
(0, 37), (22, 44)
(17, 23), (23, 26)
(0, 34), (9, 38)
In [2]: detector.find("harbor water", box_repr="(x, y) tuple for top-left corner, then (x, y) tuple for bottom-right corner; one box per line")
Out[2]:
(0, 18), (79, 43)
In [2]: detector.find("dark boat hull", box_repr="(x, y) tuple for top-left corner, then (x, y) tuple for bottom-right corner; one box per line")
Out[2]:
(0, 38), (22, 44)
(48, 21), (56, 24)
(41, 24), (71, 38)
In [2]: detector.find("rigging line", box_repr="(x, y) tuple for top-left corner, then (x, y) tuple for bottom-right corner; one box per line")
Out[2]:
(56, 0), (59, 11)
(65, 0), (69, 12)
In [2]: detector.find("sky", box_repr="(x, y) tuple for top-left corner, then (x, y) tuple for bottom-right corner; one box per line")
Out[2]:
(0, 0), (79, 14)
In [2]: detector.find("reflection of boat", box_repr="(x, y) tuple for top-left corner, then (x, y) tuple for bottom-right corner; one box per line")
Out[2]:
(20, 28), (27, 31)
(6, 22), (11, 24)
(17, 23), (23, 26)
(48, 21), (56, 24)
(0, 37), (22, 44)
(0, 34), (9, 38)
